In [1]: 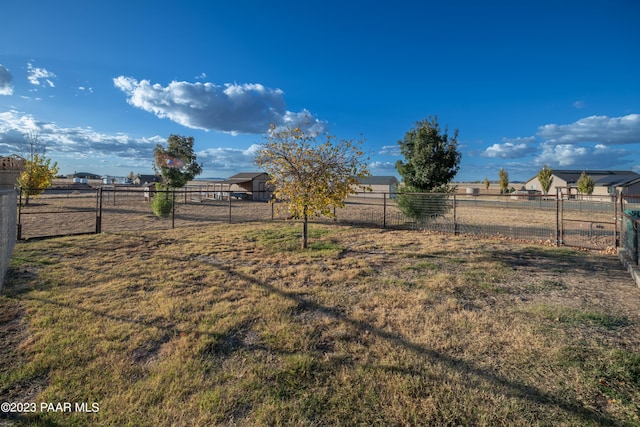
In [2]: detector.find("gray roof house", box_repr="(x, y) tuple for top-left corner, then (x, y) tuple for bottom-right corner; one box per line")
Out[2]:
(524, 170), (640, 199)
(205, 172), (272, 201)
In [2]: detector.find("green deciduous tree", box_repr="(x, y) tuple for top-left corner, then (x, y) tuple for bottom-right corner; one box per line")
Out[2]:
(151, 134), (202, 218)
(483, 177), (490, 193)
(394, 116), (461, 221)
(537, 164), (554, 195)
(498, 167), (509, 194)
(16, 132), (59, 205)
(256, 124), (369, 249)
(153, 134), (202, 189)
(577, 171), (595, 199)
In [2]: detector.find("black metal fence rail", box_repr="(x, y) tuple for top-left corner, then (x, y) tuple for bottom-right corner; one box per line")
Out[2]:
(13, 187), (631, 253)
(620, 196), (640, 266)
(333, 192), (618, 250)
(16, 187), (101, 240)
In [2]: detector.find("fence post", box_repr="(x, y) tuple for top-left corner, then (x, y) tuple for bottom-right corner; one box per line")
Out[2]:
(96, 187), (102, 233)
(614, 191), (618, 247)
(633, 220), (638, 266)
(228, 191), (232, 223)
(621, 193), (626, 249)
(17, 188), (22, 240)
(171, 190), (176, 229)
(555, 188), (561, 247)
(383, 193), (387, 229)
(453, 194), (458, 235)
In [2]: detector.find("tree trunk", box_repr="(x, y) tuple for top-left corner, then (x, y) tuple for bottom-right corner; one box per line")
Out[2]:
(302, 206), (308, 249)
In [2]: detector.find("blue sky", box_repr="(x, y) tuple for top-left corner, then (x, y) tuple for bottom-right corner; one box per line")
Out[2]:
(1, 0), (639, 182)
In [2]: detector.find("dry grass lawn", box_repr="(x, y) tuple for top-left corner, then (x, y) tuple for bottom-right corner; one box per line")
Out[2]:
(1, 221), (639, 426)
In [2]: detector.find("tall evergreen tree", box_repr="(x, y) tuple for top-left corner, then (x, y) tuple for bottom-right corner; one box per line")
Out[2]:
(395, 116), (461, 193)
(394, 116), (461, 221)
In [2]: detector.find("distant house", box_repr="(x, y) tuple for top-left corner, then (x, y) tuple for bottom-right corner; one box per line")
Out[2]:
(354, 176), (398, 198)
(206, 172), (272, 201)
(134, 175), (161, 186)
(72, 172), (101, 180)
(102, 175), (132, 185)
(524, 170), (640, 199)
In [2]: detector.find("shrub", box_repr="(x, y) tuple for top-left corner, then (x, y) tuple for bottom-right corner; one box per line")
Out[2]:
(150, 185), (173, 218)
(395, 189), (451, 222)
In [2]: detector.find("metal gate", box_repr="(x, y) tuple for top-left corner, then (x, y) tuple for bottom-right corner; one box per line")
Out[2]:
(17, 187), (101, 240)
(558, 196), (618, 250)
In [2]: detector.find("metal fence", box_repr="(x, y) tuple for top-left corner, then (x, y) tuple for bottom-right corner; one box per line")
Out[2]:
(0, 189), (17, 290)
(331, 192), (619, 251)
(15, 187), (284, 240)
(13, 187), (631, 253)
(620, 196), (640, 267)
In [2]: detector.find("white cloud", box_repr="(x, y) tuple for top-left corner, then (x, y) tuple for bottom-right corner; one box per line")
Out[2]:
(369, 161), (396, 172)
(0, 65), (13, 95)
(0, 110), (161, 160)
(196, 145), (261, 171)
(535, 143), (630, 168)
(481, 136), (537, 159)
(479, 114), (640, 172)
(0, 110), (39, 133)
(573, 100), (585, 109)
(537, 114), (640, 145)
(379, 145), (400, 156)
(27, 63), (56, 87)
(113, 76), (326, 135)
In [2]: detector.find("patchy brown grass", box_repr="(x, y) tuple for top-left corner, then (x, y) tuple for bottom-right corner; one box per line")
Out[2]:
(1, 222), (639, 426)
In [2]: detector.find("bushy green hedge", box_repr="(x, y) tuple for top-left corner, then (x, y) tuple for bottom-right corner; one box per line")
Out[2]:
(150, 186), (173, 218)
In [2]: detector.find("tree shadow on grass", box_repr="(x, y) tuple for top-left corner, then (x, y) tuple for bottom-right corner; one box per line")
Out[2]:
(2, 258), (618, 426)
(210, 262), (616, 426)
(486, 246), (627, 277)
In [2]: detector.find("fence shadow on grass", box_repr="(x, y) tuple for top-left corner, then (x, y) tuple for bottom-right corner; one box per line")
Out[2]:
(208, 262), (615, 425)
(3, 257), (616, 426)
